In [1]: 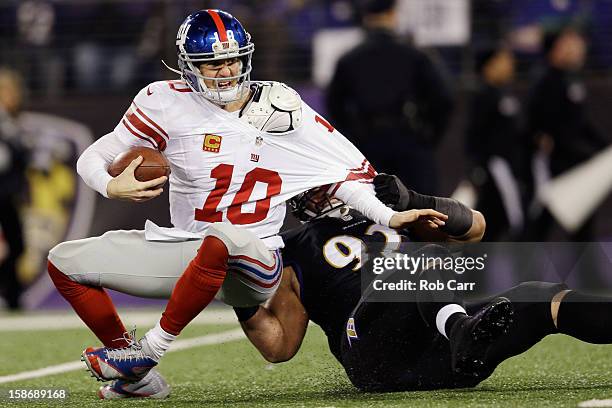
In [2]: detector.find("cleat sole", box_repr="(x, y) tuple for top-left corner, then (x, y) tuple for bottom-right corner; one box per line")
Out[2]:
(453, 298), (514, 378)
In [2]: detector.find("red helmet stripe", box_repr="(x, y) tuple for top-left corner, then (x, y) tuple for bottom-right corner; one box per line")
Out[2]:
(207, 9), (228, 42)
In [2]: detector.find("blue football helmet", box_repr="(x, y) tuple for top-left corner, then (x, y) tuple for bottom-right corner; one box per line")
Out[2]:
(174, 9), (254, 104)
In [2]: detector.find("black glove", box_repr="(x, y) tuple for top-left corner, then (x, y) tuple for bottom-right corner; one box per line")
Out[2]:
(373, 173), (410, 211)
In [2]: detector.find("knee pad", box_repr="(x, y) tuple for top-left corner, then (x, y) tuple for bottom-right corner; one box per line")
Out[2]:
(48, 240), (77, 276)
(206, 222), (267, 255)
(48, 240), (100, 287)
(217, 273), (277, 308)
(205, 223), (280, 308)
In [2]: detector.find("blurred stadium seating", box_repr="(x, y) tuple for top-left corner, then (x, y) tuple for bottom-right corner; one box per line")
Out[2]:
(2, 0), (610, 189)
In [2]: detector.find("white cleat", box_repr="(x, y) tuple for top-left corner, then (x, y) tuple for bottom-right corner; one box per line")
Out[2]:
(97, 368), (170, 399)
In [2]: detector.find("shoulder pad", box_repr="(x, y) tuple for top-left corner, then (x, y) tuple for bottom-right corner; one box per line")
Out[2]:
(240, 82), (303, 133)
(269, 82), (301, 112)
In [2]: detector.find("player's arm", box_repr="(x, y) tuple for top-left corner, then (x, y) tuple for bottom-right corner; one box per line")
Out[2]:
(373, 173), (485, 242)
(76, 131), (129, 197)
(235, 266), (308, 363)
(330, 180), (448, 231)
(76, 132), (166, 202)
(78, 84), (169, 201)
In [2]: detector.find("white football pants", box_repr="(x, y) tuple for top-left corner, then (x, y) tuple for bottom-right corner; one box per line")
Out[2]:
(48, 222), (283, 307)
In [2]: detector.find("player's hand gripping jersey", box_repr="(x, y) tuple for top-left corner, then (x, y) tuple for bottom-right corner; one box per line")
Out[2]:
(78, 80), (394, 249)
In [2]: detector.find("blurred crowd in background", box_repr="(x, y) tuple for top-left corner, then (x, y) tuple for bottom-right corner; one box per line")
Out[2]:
(1, 0), (612, 94)
(1, 0), (612, 309)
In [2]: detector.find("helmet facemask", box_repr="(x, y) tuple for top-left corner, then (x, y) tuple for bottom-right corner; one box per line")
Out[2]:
(177, 28), (254, 105)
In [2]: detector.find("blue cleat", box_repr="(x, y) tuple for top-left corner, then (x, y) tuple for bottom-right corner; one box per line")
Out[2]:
(81, 330), (158, 382)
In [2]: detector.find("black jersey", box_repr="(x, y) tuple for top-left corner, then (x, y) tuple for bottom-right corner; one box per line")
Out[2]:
(280, 210), (408, 360)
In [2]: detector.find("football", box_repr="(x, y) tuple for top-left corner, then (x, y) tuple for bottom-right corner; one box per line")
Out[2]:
(107, 146), (170, 183)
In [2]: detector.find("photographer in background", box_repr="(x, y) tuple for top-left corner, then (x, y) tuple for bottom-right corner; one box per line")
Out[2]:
(524, 25), (610, 242)
(0, 68), (29, 310)
(465, 45), (524, 241)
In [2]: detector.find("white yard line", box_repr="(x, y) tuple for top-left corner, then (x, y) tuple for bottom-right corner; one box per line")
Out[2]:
(0, 328), (245, 384)
(0, 362), (84, 385)
(579, 400), (612, 408)
(0, 308), (236, 331)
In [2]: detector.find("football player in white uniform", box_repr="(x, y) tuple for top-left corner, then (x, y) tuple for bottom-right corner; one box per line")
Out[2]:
(47, 9), (447, 398)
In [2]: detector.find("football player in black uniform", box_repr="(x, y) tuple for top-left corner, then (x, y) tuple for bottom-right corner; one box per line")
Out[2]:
(235, 175), (612, 392)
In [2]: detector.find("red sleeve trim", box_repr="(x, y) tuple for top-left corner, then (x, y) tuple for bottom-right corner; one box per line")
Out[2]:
(124, 107), (167, 151)
(134, 104), (168, 138)
(121, 119), (158, 149)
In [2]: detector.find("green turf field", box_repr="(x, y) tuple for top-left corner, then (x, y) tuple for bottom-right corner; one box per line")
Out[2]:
(1, 313), (612, 408)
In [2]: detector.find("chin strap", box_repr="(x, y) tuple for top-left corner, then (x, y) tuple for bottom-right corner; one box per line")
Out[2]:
(161, 60), (182, 76)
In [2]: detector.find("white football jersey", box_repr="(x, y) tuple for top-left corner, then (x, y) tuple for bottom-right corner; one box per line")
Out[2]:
(114, 80), (377, 249)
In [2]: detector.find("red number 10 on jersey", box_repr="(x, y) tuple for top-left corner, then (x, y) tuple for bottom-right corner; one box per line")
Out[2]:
(195, 164), (282, 225)
(195, 116), (334, 225)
